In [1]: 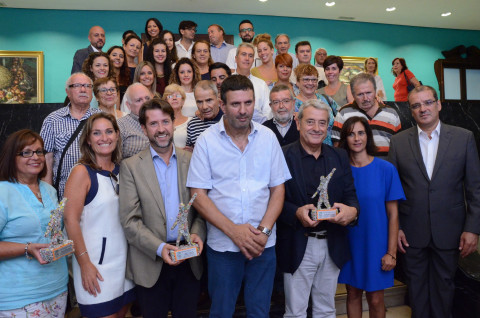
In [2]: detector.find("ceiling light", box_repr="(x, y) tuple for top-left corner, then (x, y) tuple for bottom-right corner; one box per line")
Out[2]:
(441, 12), (452, 17)
(259, 0), (268, 2)
(386, 7), (396, 12)
(325, 2), (335, 7)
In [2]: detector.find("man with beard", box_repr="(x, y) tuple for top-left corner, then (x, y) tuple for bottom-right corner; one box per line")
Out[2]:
(226, 20), (261, 71)
(332, 73), (401, 157)
(263, 84), (299, 146)
(71, 26), (106, 74)
(119, 98), (205, 317)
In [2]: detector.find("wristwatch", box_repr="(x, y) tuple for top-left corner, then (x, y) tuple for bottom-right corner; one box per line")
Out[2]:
(257, 225), (272, 237)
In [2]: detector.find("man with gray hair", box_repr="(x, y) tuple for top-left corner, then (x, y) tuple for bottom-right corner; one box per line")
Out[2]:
(273, 34), (299, 69)
(332, 72), (401, 157)
(263, 84), (299, 146)
(277, 99), (359, 317)
(117, 83), (153, 159)
(41, 72), (100, 198)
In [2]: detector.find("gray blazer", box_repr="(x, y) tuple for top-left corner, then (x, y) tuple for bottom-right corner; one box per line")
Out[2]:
(119, 147), (206, 288)
(388, 123), (480, 249)
(71, 45), (94, 74)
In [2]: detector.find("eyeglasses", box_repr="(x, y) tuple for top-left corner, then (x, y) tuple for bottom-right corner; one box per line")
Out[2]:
(270, 98), (293, 107)
(17, 150), (47, 158)
(109, 172), (119, 196)
(410, 99), (437, 110)
(69, 83), (93, 89)
(98, 87), (117, 94)
(240, 28), (254, 33)
(301, 78), (318, 83)
(167, 93), (182, 99)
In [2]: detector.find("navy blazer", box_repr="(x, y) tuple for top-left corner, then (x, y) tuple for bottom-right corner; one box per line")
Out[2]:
(263, 118), (299, 147)
(71, 45), (94, 74)
(276, 141), (360, 273)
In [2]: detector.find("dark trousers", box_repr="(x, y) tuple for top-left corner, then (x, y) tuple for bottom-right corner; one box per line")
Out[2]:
(403, 240), (459, 318)
(136, 261), (200, 318)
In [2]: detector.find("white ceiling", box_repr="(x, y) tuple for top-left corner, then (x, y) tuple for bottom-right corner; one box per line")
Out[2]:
(3, 0), (480, 31)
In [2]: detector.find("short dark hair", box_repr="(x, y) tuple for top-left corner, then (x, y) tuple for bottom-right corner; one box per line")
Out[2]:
(239, 19), (253, 29)
(178, 20), (197, 34)
(324, 55), (344, 71)
(338, 116), (378, 156)
(295, 41), (311, 53)
(209, 62), (232, 76)
(122, 30), (136, 40)
(0, 129), (47, 182)
(145, 18), (163, 42)
(139, 98), (175, 126)
(220, 74), (255, 104)
(93, 77), (119, 98)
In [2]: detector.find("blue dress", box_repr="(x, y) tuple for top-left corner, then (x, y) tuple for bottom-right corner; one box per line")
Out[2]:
(338, 158), (405, 292)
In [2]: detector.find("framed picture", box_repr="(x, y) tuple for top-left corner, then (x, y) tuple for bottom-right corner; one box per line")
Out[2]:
(0, 51), (44, 103)
(339, 56), (377, 85)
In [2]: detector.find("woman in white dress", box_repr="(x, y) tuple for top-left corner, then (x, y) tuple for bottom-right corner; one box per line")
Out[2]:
(364, 57), (387, 101)
(169, 58), (201, 117)
(163, 84), (192, 148)
(64, 113), (134, 318)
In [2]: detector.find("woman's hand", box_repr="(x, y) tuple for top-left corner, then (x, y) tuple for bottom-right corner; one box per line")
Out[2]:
(27, 243), (50, 265)
(381, 253), (396, 271)
(80, 261), (104, 296)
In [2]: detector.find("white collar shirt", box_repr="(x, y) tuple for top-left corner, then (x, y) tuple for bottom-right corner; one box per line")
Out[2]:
(418, 121), (441, 179)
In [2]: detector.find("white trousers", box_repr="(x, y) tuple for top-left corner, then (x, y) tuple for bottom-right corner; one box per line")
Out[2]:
(284, 237), (340, 318)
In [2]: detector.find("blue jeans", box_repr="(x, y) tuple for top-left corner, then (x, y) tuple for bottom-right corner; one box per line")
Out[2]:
(207, 245), (276, 318)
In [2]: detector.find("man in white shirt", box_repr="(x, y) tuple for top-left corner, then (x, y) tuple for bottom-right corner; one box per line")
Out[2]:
(233, 43), (271, 123)
(175, 20), (197, 59)
(225, 20), (261, 71)
(208, 24), (235, 64)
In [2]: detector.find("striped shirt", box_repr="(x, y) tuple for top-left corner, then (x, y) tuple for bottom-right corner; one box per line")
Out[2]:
(332, 102), (401, 157)
(40, 105), (101, 198)
(185, 109), (223, 147)
(117, 113), (149, 159)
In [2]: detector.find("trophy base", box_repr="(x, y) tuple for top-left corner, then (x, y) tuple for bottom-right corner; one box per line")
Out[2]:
(40, 240), (74, 263)
(310, 208), (338, 221)
(169, 244), (199, 262)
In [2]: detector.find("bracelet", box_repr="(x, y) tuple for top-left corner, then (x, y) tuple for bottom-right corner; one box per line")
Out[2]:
(77, 250), (88, 257)
(25, 242), (32, 260)
(387, 253), (396, 260)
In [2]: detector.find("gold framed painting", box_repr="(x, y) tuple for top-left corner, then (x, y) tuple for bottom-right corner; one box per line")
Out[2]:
(339, 56), (377, 85)
(0, 51), (44, 103)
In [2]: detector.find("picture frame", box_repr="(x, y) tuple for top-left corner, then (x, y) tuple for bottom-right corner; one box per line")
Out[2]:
(0, 51), (44, 103)
(339, 56), (377, 85)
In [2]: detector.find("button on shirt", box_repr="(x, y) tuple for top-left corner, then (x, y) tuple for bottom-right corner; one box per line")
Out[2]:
(175, 39), (194, 59)
(150, 146), (181, 256)
(210, 41), (235, 63)
(186, 118), (292, 252)
(418, 121), (441, 179)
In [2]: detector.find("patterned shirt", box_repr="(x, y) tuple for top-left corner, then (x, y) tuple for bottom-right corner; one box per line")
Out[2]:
(117, 113), (149, 159)
(40, 105), (100, 198)
(185, 109), (223, 147)
(332, 101), (401, 157)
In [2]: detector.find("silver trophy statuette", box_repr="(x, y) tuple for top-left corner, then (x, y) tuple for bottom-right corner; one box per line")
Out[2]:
(310, 168), (338, 220)
(39, 198), (74, 262)
(169, 193), (200, 262)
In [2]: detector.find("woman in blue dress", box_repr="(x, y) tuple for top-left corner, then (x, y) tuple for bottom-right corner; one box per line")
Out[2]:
(338, 116), (405, 318)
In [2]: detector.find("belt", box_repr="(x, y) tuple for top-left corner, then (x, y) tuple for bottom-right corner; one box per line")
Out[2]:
(305, 232), (327, 239)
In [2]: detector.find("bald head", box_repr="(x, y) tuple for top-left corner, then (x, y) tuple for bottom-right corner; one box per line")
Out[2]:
(125, 83), (153, 116)
(88, 26), (105, 50)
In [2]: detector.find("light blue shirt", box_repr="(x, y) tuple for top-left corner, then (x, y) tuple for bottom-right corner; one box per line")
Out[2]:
(186, 117), (291, 252)
(210, 41), (235, 64)
(149, 146), (181, 256)
(0, 181), (68, 310)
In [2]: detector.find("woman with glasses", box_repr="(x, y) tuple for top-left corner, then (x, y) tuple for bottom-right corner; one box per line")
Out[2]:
(163, 84), (192, 148)
(93, 77), (125, 119)
(294, 64), (338, 145)
(318, 55), (354, 107)
(0, 129), (68, 317)
(64, 113), (134, 318)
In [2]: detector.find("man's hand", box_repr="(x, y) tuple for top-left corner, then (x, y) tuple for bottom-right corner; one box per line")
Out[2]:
(459, 232), (479, 258)
(398, 229), (409, 254)
(228, 223), (264, 260)
(328, 203), (357, 226)
(161, 243), (184, 266)
(190, 234), (204, 255)
(295, 204), (319, 228)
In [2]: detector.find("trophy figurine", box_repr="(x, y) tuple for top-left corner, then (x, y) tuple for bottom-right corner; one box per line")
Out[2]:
(310, 168), (339, 220)
(169, 193), (200, 262)
(39, 198), (75, 263)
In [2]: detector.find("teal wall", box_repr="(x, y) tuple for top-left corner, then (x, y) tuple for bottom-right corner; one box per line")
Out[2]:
(1, 8), (479, 102)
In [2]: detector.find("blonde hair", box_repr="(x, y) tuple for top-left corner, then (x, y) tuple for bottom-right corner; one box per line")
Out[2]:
(253, 33), (273, 49)
(163, 84), (186, 100)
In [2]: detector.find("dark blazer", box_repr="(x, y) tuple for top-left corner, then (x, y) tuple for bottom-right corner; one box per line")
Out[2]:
(263, 118), (299, 147)
(276, 141), (360, 273)
(388, 123), (480, 249)
(71, 45), (94, 74)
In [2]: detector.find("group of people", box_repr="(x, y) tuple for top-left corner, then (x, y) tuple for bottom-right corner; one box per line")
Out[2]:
(0, 16), (479, 318)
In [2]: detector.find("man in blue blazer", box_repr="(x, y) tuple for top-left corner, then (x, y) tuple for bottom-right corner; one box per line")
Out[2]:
(277, 98), (359, 317)
(388, 86), (480, 318)
(71, 26), (105, 74)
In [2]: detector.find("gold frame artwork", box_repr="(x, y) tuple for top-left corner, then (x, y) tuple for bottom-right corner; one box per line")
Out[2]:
(339, 56), (377, 85)
(0, 51), (44, 103)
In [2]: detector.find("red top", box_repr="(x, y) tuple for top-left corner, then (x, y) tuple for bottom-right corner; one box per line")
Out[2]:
(393, 69), (415, 102)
